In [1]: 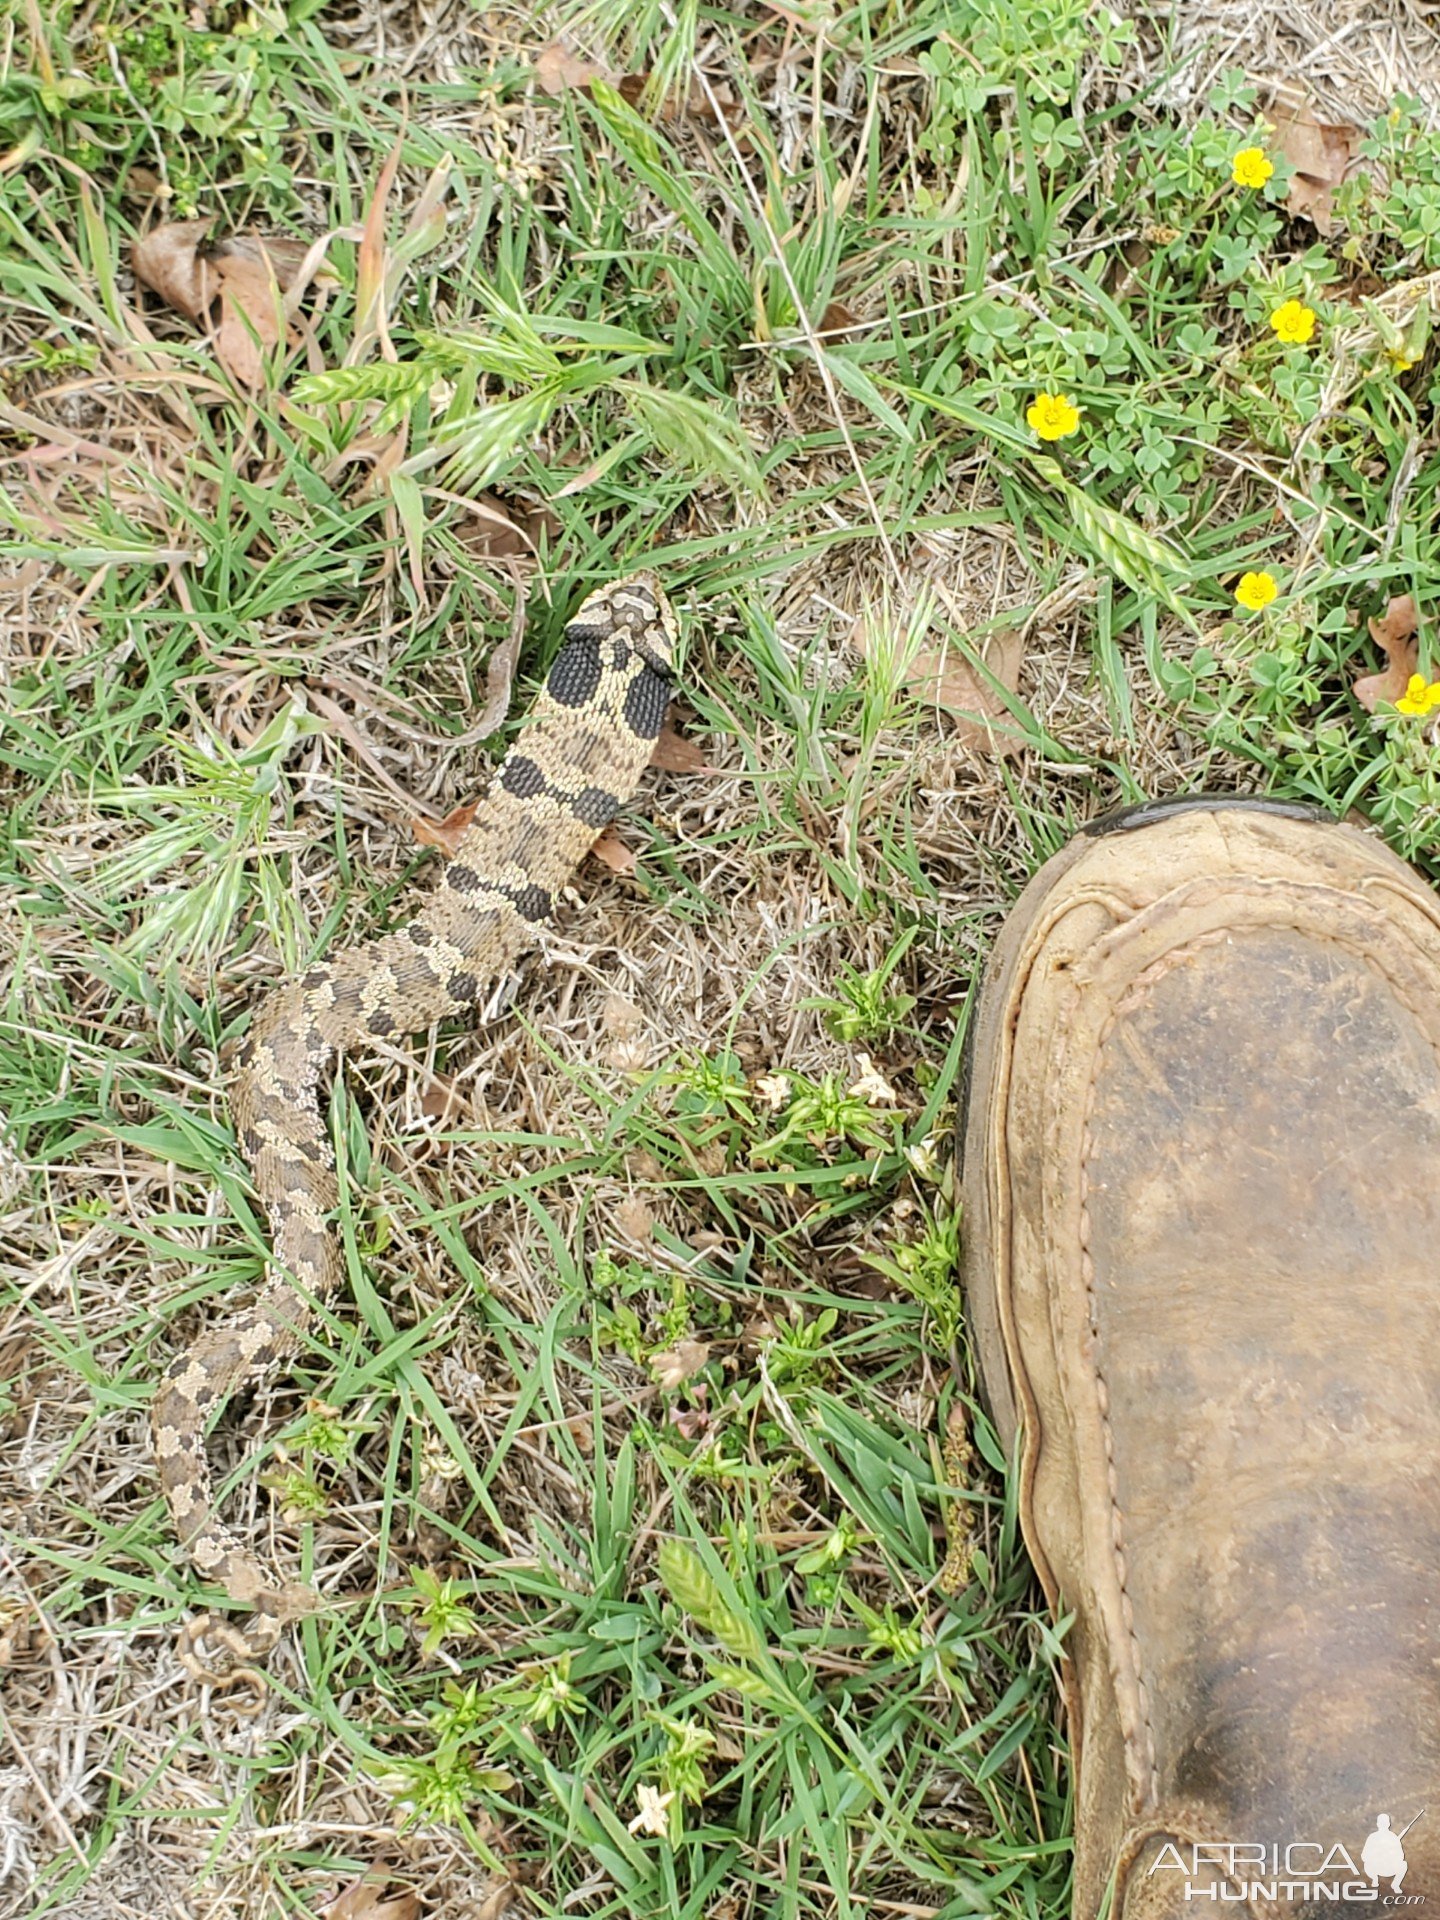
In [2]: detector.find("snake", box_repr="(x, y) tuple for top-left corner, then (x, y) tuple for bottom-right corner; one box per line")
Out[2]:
(151, 574), (677, 1694)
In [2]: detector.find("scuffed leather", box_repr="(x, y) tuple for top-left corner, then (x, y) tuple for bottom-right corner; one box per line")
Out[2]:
(962, 806), (1440, 1919)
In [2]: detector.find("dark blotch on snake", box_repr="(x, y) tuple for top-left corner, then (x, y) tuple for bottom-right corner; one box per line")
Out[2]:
(623, 666), (670, 740)
(511, 885), (551, 923)
(571, 786), (619, 828)
(548, 636), (603, 709)
(501, 756), (547, 800)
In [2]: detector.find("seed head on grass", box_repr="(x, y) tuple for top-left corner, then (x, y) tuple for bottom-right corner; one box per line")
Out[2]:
(1234, 570), (1279, 612)
(1231, 147), (1274, 189)
(1025, 391), (1082, 440)
(1270, 300), (1318, 345)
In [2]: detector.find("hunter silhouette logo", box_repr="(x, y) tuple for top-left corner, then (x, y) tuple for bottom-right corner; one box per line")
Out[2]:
(1364, 1814), (1422, 1895)
(1148, 1808), (1427, 1904)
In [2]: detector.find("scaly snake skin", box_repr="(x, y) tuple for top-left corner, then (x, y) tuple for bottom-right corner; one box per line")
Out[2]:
(151, 575), (677, 1690)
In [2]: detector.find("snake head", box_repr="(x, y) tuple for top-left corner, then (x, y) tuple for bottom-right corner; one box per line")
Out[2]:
(610, 570), (679, 678)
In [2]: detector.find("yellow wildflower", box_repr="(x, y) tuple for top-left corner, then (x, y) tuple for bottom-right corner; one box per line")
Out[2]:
(1231, 147), (1274, 190)
(1395, 673), (1440, 716)
(1270, 299), (1318, 346)
(1026, 392), (1082, 441)
(1234, 571), (1279, 613)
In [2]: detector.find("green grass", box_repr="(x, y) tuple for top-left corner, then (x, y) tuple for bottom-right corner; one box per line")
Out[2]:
(4, 0), (1440, 1913)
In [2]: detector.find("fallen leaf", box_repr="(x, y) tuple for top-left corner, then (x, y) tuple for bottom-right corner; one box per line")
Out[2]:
(860, 620), (1026, 755)
(1354, 593), (1421, 711)
(534, 41), (605, 94)
(321, 1871), (420, 1920)
(475, 615), (524, 744)
(413, 798), (478, 855)
(650, 1339), (710, 1391)
(649, 718), (710, 772)
(452, 490), (560, 562)
(132, 217), (215, 318)
(1270, 86), (1360, 234)
(453, 493), (529, 561)
(132, 221), (311, 387)
(420, 1074), (460, 1121)
(614, 1193), (655, 1241)
(589, 826), (637, 875)
(617, 71), (745, 134)
(817, 300), (861, 338)
(182, 247), (281, 384)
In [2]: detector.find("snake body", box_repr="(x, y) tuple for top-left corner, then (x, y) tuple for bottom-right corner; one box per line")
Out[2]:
(151, 574), (677, 1674)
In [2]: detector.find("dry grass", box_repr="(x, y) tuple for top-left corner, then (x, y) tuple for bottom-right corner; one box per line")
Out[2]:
(5, 0), (1440, 1915)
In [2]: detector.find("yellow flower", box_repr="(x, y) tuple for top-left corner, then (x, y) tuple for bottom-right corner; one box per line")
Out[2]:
(1026, 392), (1082, 441)
(1395, 673), (1440, 716)
(1234, 571), (1279, 612)
(1231, 146), (1274, 190)
(1270, 299), (1318, 346)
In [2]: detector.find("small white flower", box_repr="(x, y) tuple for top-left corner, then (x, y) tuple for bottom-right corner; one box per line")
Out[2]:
(904, 1135), (942, 1182)
(754, 1073), (790, 1112)
(628, 1783), (675, 1835)
(848, 1053), (900, 1107)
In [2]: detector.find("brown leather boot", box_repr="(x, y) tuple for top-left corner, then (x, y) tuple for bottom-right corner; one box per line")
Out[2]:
(961, 797), (1440, 1919)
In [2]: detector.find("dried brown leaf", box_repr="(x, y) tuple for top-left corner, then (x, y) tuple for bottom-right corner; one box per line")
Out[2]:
(217, 231), (314, 284)
(861, 620), (1026, 755)
(817, 301), (861, 338)
(420, 1074), (460, 1121)
(614, 1194), (655, 1242)
(413, 798), (479, 855)
(211, 252), (284, 387)
(649, 718), (710, 772)
(132, 222), (309, 387)
(928, 625), (1024, 752)
(617, 71), (744, 133)
(589, 826), (637, 875)
(454, 493), (529, 561)
(1271, 88), (1361, 234)
(535, 41), (605, 94)
(132, 218), (215, 320)
(322, 1873), (420, 1920)
(1354, 593), (1421, 711)
(650, 1338), (710, 1391)
(452, 491), (559, 561)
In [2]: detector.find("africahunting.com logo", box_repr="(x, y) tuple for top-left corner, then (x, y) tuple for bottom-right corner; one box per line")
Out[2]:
(1148, 1811), (1426, 1904)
